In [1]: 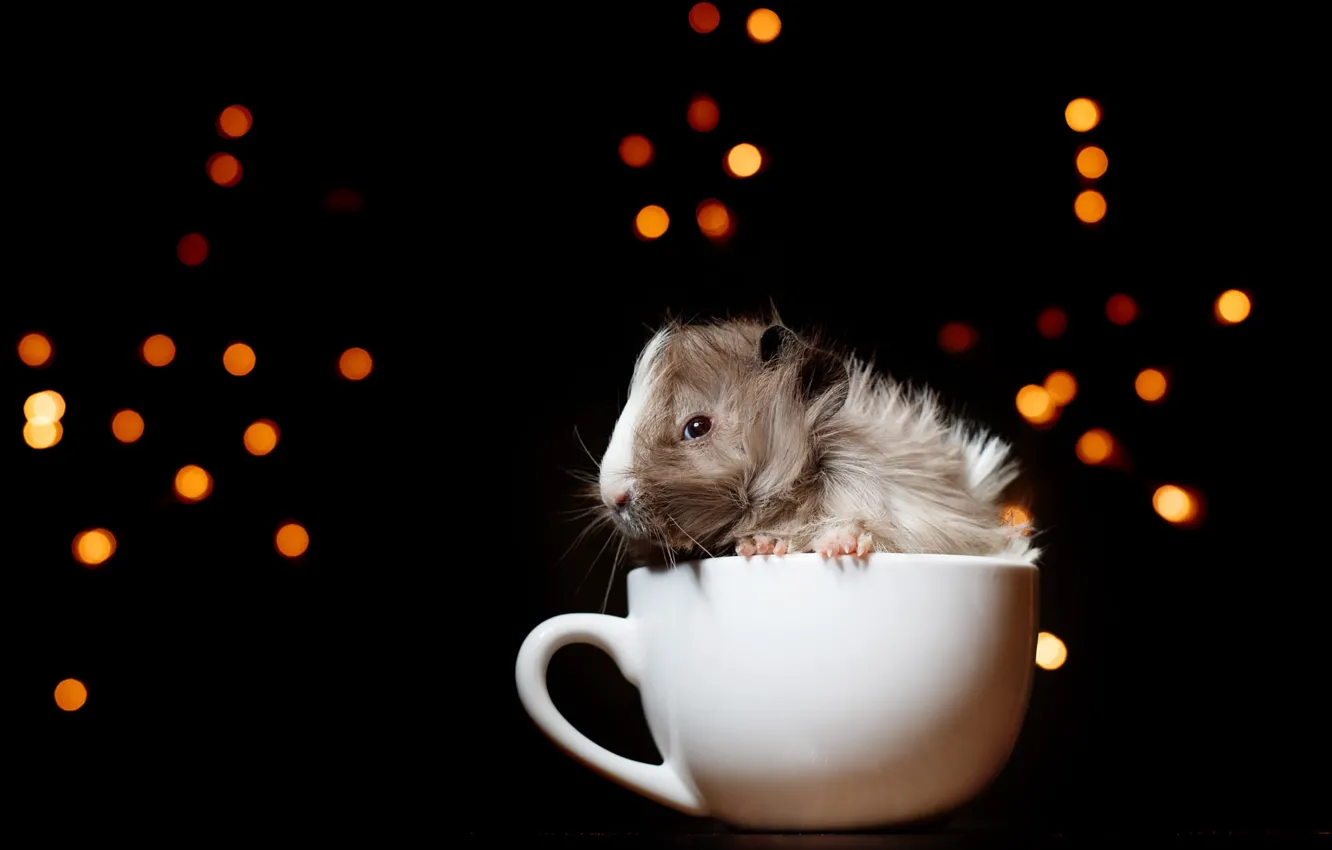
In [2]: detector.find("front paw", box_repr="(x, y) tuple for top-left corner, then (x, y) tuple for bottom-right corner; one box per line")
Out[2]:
(735, 534), (791, 557)
(810, 523), (875, 558)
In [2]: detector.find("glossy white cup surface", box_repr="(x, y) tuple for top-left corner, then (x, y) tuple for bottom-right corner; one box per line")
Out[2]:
(515, 552), (1038, 831)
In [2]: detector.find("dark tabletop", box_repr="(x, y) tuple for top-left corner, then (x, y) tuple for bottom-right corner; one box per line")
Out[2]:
(460, 832), (1330, 849)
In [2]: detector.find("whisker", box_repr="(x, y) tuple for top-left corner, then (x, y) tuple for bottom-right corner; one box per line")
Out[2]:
(667, 515), (715, 559)
(573, 425), (601, 471)
(600, 542), (626, 615)
(559, 513), (610, 564)
(576, 526), (619, 598)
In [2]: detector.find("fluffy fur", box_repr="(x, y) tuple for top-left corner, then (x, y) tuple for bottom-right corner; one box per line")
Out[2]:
(591, 315), (1039, 567)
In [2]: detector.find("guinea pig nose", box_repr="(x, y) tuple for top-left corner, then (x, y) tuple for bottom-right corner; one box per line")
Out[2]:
(613, 490), (632, 509)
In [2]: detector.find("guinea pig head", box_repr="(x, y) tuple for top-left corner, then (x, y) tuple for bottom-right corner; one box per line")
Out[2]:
(598, 320), (849, 553)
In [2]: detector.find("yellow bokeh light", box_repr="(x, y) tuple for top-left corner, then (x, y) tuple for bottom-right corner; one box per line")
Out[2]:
(1036, 307), (1067, 339)
(1016, 385), (1055, 424)
(1075, 428), (1114, 465)
(619, 134), (654, 168)
(339, 347), (374, 380)
(24, 419), (63, 449)
(1215, 290), (1251, 325)
(938, 322), (977, 354)
(1105, 293), (1137, 325)
(1074, 190), (1107, 224)
(276, 522), (310, 558)
(142, 334), (176, 367)
(244, 419), (280, 456)
(746, 8), (781, 43)
(635, 205), (671, 240)
(725, 143), (762, 178)
(1065, 98), (1100, 132)
(1153, 484), (1200, 525)
(1044, 371), (1078, 407)
(18, 332), (53, 367)
(54, 678), (88, 712)
(175, 464), (214, 503)
(24, 390), (66, 425)
(111, 409), (145, 443)
(696, 199), (732, 240)
(1076, 145), (1109, 179)
(217, 105), (253, 140)
(223, 343), (256, 376)
(689, 2), (720, 33)
(72, 528), (117, 567)
(1135, 368), (1168, 402)
(687, 95), (720, 132)
(1035, 632), (1068, 670)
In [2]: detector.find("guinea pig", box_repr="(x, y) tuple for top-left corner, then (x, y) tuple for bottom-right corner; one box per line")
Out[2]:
(593, 315), (1038, 566)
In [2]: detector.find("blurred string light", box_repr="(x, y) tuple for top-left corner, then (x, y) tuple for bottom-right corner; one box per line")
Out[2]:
(1074, 189), (1107, 224)
(1076, 145), (1109, 179)
(216, 105), (252, 140)
(1153, 484), (1203, 527)
(23, 389), (67, 450)
(1064, 98), (1101, 132)
(339, 347), (374, 380)
(276, 522), (310, 558)
(54, 679), (88, 712)
(244, 419), (280, 456)
(223, 342), (256, 376)
(141, 334), (176, 367)
(1036, 306), (1068, 339)
(177, 233), (208, 267)
(112, 409), (145, 443)
(689, 2), (720, 33)
(206, 153), (243, 188)
(1135, 368), (1168, 403)
(24, 420), (63, 449)
(619, 134), (654, 168)
(634, 205), (671, 240)
(18, 332), (53, 367)
(1215, 289), (1251, 325)
(746, 8), (782, 43)
(1016, 384), (1057, 427)
(1000, 505), (1034, 535)
(1044, 370), (1078, 407)
(1075, 428), (1116, 465)
(174, 464), (214, 504)
(1035, 632), (1068, 670)
(724, 143), (763, 178)
(72, 528), (117, 567)
(1105, 293), (1137, 325)
(687, 95), (720, 133)
(938, 321), (977, 354)
(696, 199), (733, 242)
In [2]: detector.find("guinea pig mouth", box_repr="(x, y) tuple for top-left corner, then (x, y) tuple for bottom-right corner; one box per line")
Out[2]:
(608, 507), (651, 541)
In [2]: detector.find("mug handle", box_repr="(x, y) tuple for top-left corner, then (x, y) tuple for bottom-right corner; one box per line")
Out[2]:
(514, 612), (706, 816)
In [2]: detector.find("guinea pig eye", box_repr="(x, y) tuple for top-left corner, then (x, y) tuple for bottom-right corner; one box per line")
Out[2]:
(682, 416), (712, 441)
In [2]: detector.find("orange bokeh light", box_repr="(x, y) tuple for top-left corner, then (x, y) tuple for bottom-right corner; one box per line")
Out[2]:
(1076, 146), (1109, 179)
(1075, 190), (1107, 224)
(276, 522), (310, 558)
(696, 199), (732, 240)
(1037, 307), (1067, 339)
(1016, 385), (1055, 424)
(223, 343), (256, 376)
(938, 322), (977, 354)
(1135, 368), (1168, 402)
(619, 134), (654, 168)
(746, 8), (782, 42)
(174, 464), (214, 503)
(244, 419), (280, 456)
(1153, 484), (1202, 526)
(18, 332), (52, 367)
(111, 409), (145, 443)
(177, 233), (208, 267)
(1215, 290), (1252, 325)
(1065, 98), (1101, 132)
(687, 95), (720, 133)
(72, 528), (117, 567)
(1044, 371), (1078, 406)
(54, 678), (88, 712)
(207, 153), (243, 187)
(634, 205), (671, 240)
(23, 419), (63, 450)
(142, 334), (176, 367)
(339, 347), (373, 380)
(688, 2), (720, 33)
(725, 143), (762, 178)
(24, 390), (66, 425)
(217, 105), (253, 139)
(1001, 505), (1034, 532)
(1106, 293), (1137, 325)
(1075, 428), (1115, 465)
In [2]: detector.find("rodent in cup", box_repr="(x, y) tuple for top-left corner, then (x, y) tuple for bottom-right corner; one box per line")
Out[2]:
(587, 313), (1038, 569)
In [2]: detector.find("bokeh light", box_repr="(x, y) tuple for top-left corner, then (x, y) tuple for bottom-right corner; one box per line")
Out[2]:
(339, 347), (373, 380)
(1064, 98), (1100, 132)
(1016, 385), (1056, 425)
(725, 143), (762, 178)
(688, 2), (720, 33)
(276, 522), (310, 558)
(112, 409), (145, 443)
(746, 8), (781, 42)
(244, 419), (281, 456)
(1075, 428), (1115, 465)
(18, 332), (52, 367)
(24, 390), (66, 425)
(1135, 368), (1168, 403)
(1153, 484), (1202, 526)
(1044, 371), (1078, 407)
(177, 233), (208, 267)
(206, 153), (243, 188)
(72, 528), (117, 567)
(142, 334), (176, 367)
(223, 343), (256, 376)
(634, 205), (671, 240)
(687, 95), (720, 133)
(217, 105), (253, 139)
(23, 420), (63, 449)
(1035, 308), (1067, 342)
(1076, 145), (1109, 179)
(1215, 289), (1251, 325)
(1000, 505), (1034, 535)
(1105, 293), (1137, 325)
(174, 465), (214, 504)
(54, 678), (88, 712)
(1035, 632), (1068, 670)
(618, 134), (654, 167)
(1074, 190), (1107, 224)
(938, 322), (977, 354)
(325, 188), (364, 213)
(696, 199), (733, 241)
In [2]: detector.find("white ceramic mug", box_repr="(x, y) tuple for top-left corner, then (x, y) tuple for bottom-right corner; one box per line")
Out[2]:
(515, 552), (1038, 831)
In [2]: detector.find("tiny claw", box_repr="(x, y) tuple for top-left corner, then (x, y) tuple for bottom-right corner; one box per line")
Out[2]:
(773, 540), (788, 555)
(755, 536), (775, 555)
(856, 532), (874, 557)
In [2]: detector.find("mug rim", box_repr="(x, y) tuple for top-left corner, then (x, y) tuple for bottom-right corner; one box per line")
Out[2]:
(627, 550), (1039, 578)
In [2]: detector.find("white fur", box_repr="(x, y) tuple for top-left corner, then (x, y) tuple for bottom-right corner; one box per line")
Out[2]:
(600, 327), (670, 507)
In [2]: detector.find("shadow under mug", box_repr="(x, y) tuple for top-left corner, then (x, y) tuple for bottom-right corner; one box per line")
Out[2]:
(515, 552), (1038, 831)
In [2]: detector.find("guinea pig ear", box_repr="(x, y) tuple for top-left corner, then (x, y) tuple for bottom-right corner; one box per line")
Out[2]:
(759, 324), (799, 364)
(799, 346), (850, 418)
